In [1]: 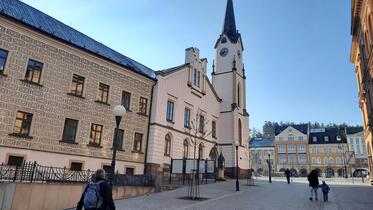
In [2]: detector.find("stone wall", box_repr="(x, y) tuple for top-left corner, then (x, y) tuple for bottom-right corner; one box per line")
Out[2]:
(0, 17), (155, 173)
(0, 182), (155, 210)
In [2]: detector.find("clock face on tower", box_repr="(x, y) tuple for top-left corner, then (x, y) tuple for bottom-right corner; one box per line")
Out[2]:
(220, 48), (229, 57)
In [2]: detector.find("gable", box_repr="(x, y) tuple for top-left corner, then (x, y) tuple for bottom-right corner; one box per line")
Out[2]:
(277, 126), (307, 138)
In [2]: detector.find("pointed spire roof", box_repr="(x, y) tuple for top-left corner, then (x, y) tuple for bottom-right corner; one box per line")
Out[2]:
(222, 0), (239, 43)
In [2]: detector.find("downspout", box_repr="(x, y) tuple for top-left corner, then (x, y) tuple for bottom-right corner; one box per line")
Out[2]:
(143, 81), (157, 175)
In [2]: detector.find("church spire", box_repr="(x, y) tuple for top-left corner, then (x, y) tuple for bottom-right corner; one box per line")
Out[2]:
(222, 0), (239, 43)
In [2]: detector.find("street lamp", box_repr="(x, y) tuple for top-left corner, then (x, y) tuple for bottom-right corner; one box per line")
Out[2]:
(267, 151), (272, 183)
(110, 105), (126, 185)
(234, 141), (240, 191)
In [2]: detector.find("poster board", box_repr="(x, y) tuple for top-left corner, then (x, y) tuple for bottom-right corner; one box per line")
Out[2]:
(171, 159), (183, 174)
(185, 160), (196, 174)
(199, 161), (205, 172)
(206, 160), (215, 173)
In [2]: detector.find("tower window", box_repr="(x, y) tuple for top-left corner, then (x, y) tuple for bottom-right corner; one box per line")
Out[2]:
(237, 84), (241, 107)
(197, 71), (201, 87)
(193, 69), (197, 86)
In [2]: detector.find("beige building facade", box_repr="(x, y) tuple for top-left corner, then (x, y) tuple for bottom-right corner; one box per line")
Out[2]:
(0, 1), (156, 174)
(350, 0), (373, 182)
(249, 138), (275, 175)
(274, 124), (309, 177)
(146, 47), (221, 175)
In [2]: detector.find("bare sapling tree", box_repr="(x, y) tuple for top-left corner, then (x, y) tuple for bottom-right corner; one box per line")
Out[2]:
(184, 109), (211, 199)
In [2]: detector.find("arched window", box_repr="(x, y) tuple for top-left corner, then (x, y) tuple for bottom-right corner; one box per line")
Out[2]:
(238, 119), (242, 145)
(183, 139), (189, 158)
(198, 143), (204, 159)
(209, 146), (218, 160)
(336, 157), (341, 165)
(329, 157), (334, 165)
(237, 83), (241, 107)
(164, 134), (171, 156)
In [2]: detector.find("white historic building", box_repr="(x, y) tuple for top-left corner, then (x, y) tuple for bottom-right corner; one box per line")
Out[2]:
(211, 0), (250, 176)
(145, 47), (221, 175)
(346, 127), (369, 176)
(146, 0), (250, 176)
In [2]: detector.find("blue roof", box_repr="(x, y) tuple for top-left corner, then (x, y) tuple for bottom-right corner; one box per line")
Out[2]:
(275, 124), (308, 135)
(309, 127), (347, 144)
(249, 137), (275, 148)
(0, 0), (156, 80)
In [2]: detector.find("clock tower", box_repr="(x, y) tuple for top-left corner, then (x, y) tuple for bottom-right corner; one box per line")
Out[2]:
(212, 0), (250, 176)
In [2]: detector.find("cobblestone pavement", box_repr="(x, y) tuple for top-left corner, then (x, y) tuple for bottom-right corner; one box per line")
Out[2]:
(114, 178), (373, 210)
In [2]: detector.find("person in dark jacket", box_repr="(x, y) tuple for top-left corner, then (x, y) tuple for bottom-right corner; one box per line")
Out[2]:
(77, 169), (116, 210)
(307, 170), (319, 201)
(284, 168), (291, 184)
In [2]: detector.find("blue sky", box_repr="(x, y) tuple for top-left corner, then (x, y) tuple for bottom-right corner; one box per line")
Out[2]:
(21, 0), (361, 130)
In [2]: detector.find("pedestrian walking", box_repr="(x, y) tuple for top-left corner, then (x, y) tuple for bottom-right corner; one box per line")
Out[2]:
(320, 181), (330, 202)
(284, 168), (291, 184)
(77, 169), (116, 210)
(307, 170), (319, 201)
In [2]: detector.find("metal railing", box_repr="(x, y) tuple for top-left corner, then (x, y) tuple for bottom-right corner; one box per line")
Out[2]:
(0, 161), (156, 186)
(0, 161), (94, 183)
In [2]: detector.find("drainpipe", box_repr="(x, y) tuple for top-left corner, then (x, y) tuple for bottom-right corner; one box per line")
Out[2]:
(143, 82), (157, 175)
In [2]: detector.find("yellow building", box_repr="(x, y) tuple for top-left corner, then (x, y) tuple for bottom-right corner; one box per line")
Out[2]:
(350, 0), (373, 183)
(274, 124), (309, 177)
(309, 128), (349, 177)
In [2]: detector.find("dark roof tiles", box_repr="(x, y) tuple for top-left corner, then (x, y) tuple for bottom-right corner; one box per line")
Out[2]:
(222, 0), (240, 43)
(309, 128), (347, 144)
(0, 0), (156, 79)
(275, 124), (308, 135)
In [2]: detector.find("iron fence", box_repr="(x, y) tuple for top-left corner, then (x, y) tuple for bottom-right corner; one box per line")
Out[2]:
(0, 161), (94, 183)
(0, 161), (156, 186)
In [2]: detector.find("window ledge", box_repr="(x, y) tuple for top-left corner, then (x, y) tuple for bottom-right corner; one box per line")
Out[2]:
(166, 120), (175, 124)
(87, 143), (103, 148)
(59, 140), (78, 145)
(111, 148), (125, 151)
(67, 93), (85, 99)
(8, 133), (33, 139)
(20, 79), (43, 87)
(0, 72), (8, 77)
(131, 151), (144, 154)
(137, 112), (148, 117)
(95, 100), (110, 106)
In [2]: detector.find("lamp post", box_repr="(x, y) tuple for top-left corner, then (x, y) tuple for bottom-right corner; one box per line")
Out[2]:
(234, 141), (239, 191)
(110, 105), (126, 185)
(267, 152), (272, 183)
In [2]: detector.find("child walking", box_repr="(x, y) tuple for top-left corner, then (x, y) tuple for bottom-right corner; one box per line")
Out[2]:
(320, 181), (330, 202)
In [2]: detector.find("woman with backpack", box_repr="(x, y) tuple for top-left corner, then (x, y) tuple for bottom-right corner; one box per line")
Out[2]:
(77, 169), (116, 210)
